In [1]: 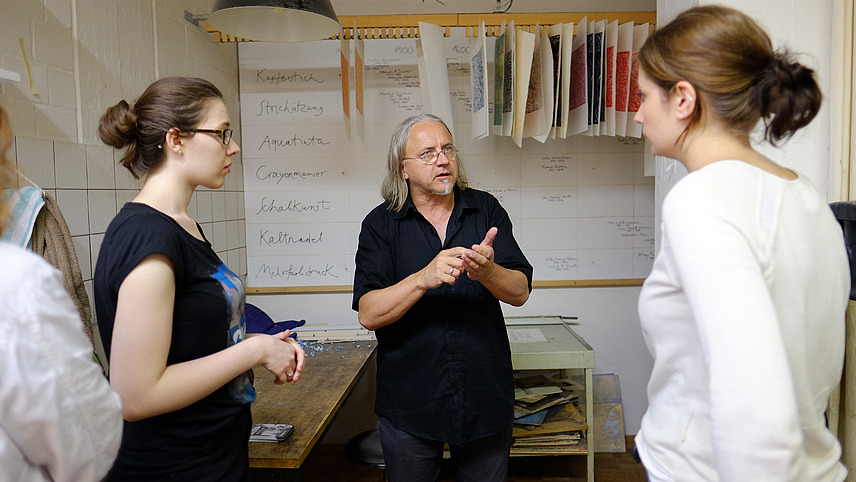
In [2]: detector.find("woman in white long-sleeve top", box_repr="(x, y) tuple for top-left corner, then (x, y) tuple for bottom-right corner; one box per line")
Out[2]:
(633, 6), (849, 481)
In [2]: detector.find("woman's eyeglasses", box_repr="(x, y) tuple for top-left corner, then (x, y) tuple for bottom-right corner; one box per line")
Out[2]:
(184, 128), (233, 145)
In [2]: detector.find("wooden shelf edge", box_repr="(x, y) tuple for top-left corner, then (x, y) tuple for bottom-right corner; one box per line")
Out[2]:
(207, 11), (656, 42)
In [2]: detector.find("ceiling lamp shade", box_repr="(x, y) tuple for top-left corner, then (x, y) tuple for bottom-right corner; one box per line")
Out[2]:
(207, 0), (341, 42)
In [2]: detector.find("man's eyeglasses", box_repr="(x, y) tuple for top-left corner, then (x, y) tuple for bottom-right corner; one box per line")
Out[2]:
(403, 145), (458, 165)
(184, 128), (234, 145)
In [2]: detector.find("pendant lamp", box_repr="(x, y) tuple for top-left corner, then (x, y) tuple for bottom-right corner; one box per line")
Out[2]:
(207, 0), (341, 42)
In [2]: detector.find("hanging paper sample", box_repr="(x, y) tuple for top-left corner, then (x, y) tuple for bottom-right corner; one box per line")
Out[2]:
(524, 25), (554, 143)
(512, 27), (535, 147)
(493, 21), (507, 135)
(588, 19), (606, 136)
(417, 21), (456, 135)
(547, 23), (564, 139)
(557, 22), (574, 138)
(604, 20), (619, 137)
(625, 23), (650, 138)
(501, 21), (516, 137)
(340, 34), (351, 139)
(355, 27), (365, 142)
(470, 21), (489, 140)
(565, 16), (588, 137)
(614, 22), (634, 137)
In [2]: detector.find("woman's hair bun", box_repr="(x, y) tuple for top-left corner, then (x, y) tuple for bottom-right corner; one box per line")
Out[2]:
(98, 100), (137, 149)
(757, 52), (822, 144)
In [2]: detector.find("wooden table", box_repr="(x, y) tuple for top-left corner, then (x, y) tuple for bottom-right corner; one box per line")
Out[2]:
(249, 340), (377, 479)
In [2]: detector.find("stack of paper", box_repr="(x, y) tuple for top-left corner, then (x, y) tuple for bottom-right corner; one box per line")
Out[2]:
(511, 370), (587, 455)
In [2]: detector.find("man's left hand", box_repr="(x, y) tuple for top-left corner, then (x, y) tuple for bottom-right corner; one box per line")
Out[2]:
(462, 227), (498, 281)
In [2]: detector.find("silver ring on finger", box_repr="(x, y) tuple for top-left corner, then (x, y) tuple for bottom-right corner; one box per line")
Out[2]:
(449, 267), (455, 275)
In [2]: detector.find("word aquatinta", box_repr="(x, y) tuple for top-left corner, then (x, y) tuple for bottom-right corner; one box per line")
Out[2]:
(256, 69), (323, 86)
(256, 263), (339, 281)
(255, 165), (328, 185)
(258, 229), (324, 246)
(256, 99), (324, 117)
(254, 197), (332, 215)
(258, 134), (331, 152)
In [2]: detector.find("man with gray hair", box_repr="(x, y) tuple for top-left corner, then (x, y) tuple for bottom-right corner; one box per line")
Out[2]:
(353, 114), (533, 481)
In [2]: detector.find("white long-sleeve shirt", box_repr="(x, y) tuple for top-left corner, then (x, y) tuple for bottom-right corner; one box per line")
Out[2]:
(0, 243), (123, 481)
(636, 161), (849, 481)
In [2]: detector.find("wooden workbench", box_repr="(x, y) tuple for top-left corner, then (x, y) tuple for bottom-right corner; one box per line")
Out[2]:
(248, 340), (377, 478)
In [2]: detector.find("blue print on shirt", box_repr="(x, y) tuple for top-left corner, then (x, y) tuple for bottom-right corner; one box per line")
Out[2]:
(213, 263), (256, 404)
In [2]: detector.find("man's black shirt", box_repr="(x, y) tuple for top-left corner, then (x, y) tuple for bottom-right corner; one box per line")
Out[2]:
(353, 187), (533, 444)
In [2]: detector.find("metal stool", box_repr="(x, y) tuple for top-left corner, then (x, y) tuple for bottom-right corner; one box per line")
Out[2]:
(346, 428), (387, 481)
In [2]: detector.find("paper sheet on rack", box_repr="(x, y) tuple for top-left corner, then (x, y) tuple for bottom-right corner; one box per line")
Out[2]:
(604, 20), (618, 137)
(558, 22), (574, 138)
(566, 17), (588, 138)
(512, 28), (535, 147)
(626, 23), (649, 139)
(340, 35), (351, 140)
(417, 22), (455, 134)
(493, 21), (507, 136)
(501, 21), (515, 137)
(469, 21), (489, 140)
(547, 23), (563, 140)
(523, 25), (553, 144)
(588, 19), (605, 136)
(354, 29), (365, 142)
(614, 21), (634, 137)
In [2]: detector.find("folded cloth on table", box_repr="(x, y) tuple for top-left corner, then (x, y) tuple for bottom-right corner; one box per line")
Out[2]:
(245, 303), (304, 338)
(2, 187), (45, 249)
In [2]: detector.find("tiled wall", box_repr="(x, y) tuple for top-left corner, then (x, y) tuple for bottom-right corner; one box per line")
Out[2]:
(8, 133), (246, 359)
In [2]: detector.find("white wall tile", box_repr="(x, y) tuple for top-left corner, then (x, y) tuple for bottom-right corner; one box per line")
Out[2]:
(33, 21), (74, 71)
(237, 247), (247, 277)
(54, 140), (87, 188)
(16, 137), (56, 188)
(187, 191), (198, 219)
(86, 144), (116, 189)
(212, 190), (226, 222)
(212, 221), (227, 252)
(196, 189), (213, 223)
(89, 233), (104, 270)
(114, 149), (141, 189)
(226, 249), (241, 274)
(88, 189), (117, 234)
(34, 103), (76, 142)
(72, 234), (92, 280)
(55, 189), (89, 236)
(44, 0), (73, 29)
(225, 191), (239, 220)
(47, 68), (76, 110)
(116, 189), (137, 210)
(226, 219), (241, 250)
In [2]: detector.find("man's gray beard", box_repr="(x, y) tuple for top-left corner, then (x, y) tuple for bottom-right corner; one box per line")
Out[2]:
(433, 178), (452, 195)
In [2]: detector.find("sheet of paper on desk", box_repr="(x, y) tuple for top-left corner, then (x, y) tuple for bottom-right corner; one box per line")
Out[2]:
(507, 328), (548, 343)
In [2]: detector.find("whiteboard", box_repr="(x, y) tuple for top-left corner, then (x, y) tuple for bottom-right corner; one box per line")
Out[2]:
(239, 28), (655, 291)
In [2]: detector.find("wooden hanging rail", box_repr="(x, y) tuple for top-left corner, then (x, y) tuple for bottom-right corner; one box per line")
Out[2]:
(205, 12), (656, 43)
